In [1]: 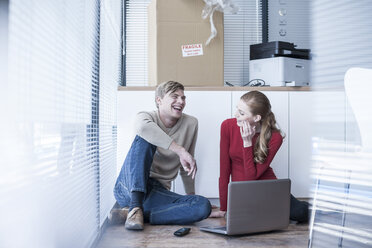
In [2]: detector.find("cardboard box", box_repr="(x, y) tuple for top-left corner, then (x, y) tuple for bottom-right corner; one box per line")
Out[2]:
(148, 0), (224, 86)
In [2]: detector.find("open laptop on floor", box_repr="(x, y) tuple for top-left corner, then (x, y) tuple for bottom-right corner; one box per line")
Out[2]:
(200, 179), (291, 235)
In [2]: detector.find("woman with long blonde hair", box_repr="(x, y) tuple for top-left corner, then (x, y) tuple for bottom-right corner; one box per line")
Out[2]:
(210, 91), (308, 222)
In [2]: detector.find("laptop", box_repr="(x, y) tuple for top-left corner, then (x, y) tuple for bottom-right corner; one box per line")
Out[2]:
(200, 179), (291, 235)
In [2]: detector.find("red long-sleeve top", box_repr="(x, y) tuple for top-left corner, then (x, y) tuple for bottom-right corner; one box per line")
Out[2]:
(219, 118), (283, 211)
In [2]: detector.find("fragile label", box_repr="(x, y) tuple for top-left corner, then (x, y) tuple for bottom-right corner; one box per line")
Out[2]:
(181, 44), (203, 57)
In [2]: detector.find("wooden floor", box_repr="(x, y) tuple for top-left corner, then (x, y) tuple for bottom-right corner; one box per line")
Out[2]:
(96, 216), (309, 248)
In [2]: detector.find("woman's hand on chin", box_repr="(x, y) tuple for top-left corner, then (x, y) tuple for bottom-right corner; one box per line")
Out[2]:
(240, 121), (255, 147)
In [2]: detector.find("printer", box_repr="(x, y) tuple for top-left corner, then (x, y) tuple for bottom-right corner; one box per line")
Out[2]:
(249, 41), (310, 87)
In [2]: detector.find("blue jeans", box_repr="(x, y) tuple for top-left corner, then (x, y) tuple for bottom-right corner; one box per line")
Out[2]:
(114, 135), (211, 225)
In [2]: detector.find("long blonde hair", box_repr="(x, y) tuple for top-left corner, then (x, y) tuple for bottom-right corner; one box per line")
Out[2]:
(240, 91), (284, 164)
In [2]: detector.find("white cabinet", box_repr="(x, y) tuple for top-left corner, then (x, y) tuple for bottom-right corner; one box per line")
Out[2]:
(117, 90), (319, 199)
(289, 91), (346, 197)
(117, 91), (156, 174)
(173, 91), (231, 197)
(289, 92), (313, 197)
(117, 90), (231, 198)
(232, 91), (289, 179)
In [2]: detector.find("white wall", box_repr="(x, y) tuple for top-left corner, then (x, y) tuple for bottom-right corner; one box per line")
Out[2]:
(117, 90), (311, 199)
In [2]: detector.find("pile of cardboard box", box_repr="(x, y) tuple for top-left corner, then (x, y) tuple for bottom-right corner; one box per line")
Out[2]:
(148, 0), (224, 86)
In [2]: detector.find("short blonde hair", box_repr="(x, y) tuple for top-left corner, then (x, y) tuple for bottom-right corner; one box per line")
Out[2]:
(155, 81), (184, 108)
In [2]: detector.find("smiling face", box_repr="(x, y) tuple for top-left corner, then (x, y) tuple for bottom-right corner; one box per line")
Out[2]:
(156, 89), (186, 121)
(235, 99), (259, 127)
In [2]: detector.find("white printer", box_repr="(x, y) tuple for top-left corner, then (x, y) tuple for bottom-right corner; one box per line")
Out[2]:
(249, 41), (310, 87)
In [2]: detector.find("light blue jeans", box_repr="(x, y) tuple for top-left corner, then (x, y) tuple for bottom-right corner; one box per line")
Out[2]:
(114, 135), (211, 225)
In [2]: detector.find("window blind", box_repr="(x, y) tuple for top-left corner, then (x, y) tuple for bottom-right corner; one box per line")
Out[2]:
(224, 0), (262, 86)
(124, 0), (151, 86)
(311, 0), (372, 89)
(99, 0), (121, 227)
(0, 0), (121, 247)
(309, 1), (372, 247)
(124, 0), (262, 86)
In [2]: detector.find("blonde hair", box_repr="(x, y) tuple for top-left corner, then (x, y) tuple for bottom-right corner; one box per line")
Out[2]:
(155, 81), (184, 108)
(240, 91), (285, 164)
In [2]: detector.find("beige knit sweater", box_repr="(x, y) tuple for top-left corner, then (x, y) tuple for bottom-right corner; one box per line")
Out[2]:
(135, 110), (198, 194)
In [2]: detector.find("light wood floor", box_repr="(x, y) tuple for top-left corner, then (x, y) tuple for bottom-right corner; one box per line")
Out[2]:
(95, 216), (309, 248)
